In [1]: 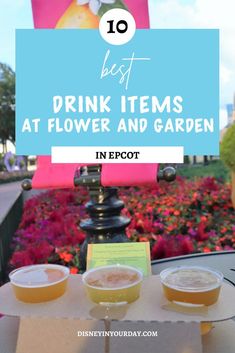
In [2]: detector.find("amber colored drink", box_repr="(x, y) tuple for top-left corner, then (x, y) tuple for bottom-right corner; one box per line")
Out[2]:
(9, 264), (69, 303)
(160, 266), (223, 306)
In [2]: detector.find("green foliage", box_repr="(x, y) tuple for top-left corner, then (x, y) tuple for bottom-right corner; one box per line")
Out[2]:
(0, 171), (33, 185)
(0, 152), (5, 171)
(220, 124), (235, 172)
(98, 0), (128, 17)
(184, 155), (190, 164)
(0, 63), (15, 150)
(178, 159), (229, 182)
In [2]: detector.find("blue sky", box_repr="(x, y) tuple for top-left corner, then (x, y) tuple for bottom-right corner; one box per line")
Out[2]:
(150, 0), (235, 127)
(0, 0), (33, 69)
(0, 0), (234, 128)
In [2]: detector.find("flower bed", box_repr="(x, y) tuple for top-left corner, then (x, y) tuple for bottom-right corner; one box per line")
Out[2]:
(9, 177), (235, 273)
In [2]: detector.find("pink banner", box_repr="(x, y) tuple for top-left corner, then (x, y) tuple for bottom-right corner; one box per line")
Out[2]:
(31, 0), (72, 28)
(31, 0), (149, 29)
(32, 157), (158, 188)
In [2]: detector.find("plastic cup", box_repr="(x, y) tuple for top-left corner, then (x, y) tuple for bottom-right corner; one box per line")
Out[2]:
(9, 264), (70, 303)
(160, 266), (223, 306)
(82, 265), (143, 304)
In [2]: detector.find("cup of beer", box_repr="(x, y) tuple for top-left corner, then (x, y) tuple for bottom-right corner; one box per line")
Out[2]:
(160, 266), (223, 306)
(82, 264), (143, 304)
(9, 264), (70, 303)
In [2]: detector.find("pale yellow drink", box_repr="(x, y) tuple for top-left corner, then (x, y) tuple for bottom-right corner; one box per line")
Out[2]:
(160, 266), (223, 306)
(83, 265), (143, 304)
(9, 264), (69, 303)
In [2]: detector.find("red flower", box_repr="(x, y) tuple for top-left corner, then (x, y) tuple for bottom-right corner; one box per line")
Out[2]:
(197, 221), (209, 241)
(139, 237), (148, 242)
(10, 250), (32, 267)
(70, 267), (78, 274)
(174, 210), (180, 216)
(59, 252), (73, 263)
(203, 247), (211, 253)
(221, 227), (227, 234)
(9, 177), (235, 270)
(180, 238), (194, 254)
(151, 237), (167, 259)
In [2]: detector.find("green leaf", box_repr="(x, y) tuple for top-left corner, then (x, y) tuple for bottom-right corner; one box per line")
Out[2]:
(98, 0), (129, 18)
(0, 63), (15, 146)
(220, 124), (235, 172)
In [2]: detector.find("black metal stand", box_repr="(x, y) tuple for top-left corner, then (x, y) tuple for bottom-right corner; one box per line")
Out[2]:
(74, 166), (130, 269)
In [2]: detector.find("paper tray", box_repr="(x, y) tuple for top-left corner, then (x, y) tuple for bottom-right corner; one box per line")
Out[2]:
(0, 275), (235, 323)
(2, 317), (235, 353)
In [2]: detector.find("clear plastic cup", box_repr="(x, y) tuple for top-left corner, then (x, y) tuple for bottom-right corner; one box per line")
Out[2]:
(82, 265), (143, 304)
(160, 266), (223, 306)
(9, 264), (70, 303)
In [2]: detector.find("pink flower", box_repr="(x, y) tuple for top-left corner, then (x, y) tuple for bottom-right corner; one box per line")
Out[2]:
(9, 176), (235, 270)
(197, 221), (209, 241)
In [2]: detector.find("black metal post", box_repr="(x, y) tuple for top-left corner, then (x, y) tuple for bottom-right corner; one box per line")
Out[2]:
(74, 165), (131, 270)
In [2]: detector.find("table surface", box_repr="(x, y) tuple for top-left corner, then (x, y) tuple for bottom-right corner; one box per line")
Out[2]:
(152, 250), (235, 287)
